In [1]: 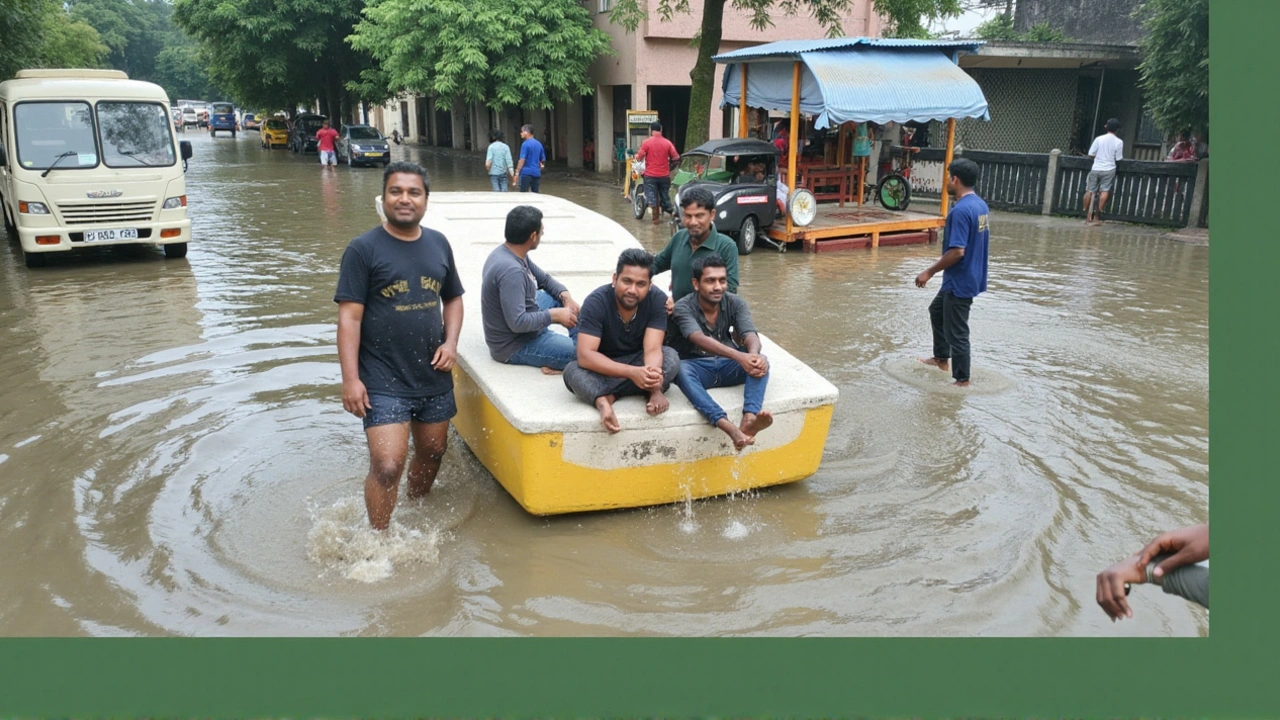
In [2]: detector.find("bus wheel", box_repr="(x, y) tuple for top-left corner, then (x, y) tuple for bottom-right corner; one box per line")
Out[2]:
(164, 242), (188, 259)
(24, 251), (48, 268)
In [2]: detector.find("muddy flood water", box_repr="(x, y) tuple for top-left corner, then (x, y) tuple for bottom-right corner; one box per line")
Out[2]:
(0, 132), (1208, 636)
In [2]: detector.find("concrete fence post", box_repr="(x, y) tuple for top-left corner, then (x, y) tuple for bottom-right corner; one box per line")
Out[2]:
(1042, 149), (1060, 216)
(1187, 159), (1209, 228)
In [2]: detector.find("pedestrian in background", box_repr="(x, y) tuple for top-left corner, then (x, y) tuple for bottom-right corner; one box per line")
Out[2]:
(634, 121), (680, 226)
(1082, 118), (1123, 225)
(486, 129), (516, 192)
(316, 119), (339, 170)
(515, 124), (546, 193)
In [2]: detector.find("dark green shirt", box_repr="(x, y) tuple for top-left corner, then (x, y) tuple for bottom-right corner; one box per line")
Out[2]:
(652, 228), (739, 302)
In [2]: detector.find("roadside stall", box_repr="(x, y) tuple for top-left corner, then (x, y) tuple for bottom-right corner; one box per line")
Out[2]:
(715, 37), (990, 252)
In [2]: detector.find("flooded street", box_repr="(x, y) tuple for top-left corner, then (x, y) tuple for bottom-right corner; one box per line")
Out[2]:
(0, 131), (1207, 636)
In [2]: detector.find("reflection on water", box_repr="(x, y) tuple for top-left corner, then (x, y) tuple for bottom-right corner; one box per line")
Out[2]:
(0, 133), (1208, 637)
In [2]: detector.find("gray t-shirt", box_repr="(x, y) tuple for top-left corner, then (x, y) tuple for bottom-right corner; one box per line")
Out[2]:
(669, 292), (758, 359)
(481, 244), (569, 362)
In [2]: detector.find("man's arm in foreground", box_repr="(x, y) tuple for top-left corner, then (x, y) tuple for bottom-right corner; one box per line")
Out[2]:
(338, 301), (371, 417)
(432, 295), (464, 371)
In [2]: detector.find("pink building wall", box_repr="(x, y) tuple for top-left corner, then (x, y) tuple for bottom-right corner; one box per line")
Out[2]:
(589, 0), (882, 144)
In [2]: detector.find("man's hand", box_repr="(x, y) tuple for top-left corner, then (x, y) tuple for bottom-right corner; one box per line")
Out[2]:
(549, 306), (578, 329)
(1135, 524), (1209, 580)
(631, 365), (664, 391)
(915, 270), (934, 288)
(666, 295), (675, 315)
(561, 293), (581, 317)
(342, 378), (373, 418)
(1096, 553), (1144, 621)
(432, 342), (458, 371)
(738, 352), (769, 378)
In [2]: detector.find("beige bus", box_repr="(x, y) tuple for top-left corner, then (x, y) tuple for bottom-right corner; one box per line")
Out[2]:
(0, 69), (193, 268)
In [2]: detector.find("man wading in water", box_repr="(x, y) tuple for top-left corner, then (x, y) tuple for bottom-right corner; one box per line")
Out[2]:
(335, 162), (465, 530)
(915, 158), (990, 387)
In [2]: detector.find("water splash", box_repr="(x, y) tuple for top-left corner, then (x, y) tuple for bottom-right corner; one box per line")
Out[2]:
(305, 497), (442, 583)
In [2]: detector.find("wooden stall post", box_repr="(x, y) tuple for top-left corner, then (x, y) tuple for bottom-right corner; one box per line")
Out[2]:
(940, 117), (956, 213)
(738, 64), (749, 139)
(857, 156), (865, 208)
(785, 61), (801, 239)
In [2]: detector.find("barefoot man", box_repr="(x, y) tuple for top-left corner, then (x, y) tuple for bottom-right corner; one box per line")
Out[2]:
(671, 255), (771, 450)
(915, 158), (990, 387)
(563, 248), (681, 433)
(335, 162), (464, 530)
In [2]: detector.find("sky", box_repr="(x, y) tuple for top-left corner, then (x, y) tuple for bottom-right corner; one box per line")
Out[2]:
(934, 5), (1004, 37)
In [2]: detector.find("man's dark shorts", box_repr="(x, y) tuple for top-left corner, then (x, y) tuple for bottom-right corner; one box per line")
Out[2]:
(362, 391), (457, 430)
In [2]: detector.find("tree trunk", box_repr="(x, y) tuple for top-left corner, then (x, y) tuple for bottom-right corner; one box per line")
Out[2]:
(685, 0), (727, 150)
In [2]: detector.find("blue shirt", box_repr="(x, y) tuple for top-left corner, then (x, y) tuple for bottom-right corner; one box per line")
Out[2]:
(519, 138), (545, 177)
(940, 193), (990, 299)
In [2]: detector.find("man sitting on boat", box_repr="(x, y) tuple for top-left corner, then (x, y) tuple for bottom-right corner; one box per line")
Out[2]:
(480, 205), (582, 373)
(563, 249), (682, 433)
(653, 186), (739, 311)
(671, 254), (772, 450)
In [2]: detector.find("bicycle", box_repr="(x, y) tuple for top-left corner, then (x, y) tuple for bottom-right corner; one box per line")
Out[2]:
(863, 144), (919, 212)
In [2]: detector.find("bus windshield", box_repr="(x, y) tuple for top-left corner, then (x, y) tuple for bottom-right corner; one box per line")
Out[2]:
(97, 102), (176, 168)
(13, 101), (99, 170)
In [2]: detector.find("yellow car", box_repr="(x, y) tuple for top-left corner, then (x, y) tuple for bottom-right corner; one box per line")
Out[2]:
(260, 118), (289, 149)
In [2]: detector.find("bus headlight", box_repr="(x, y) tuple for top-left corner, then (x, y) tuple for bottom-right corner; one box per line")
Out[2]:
(163, 195), (187, 209)
(18, 201), (49, 215)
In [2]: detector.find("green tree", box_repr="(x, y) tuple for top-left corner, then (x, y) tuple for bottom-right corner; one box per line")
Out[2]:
(68, 0), (175, 81)
(608, 0), (960, 149)
(350, 0), (613, 112)
(153, 42), (220, 101)
(1021, 20), (1066, 42)
(1136, 0), (1208, 137)
(974, 12), (1017, 40)
(2, 0), (109, 80)
(175, 0), (381, 120)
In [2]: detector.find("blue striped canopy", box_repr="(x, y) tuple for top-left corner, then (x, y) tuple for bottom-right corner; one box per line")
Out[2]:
(716, 38), (990, 128)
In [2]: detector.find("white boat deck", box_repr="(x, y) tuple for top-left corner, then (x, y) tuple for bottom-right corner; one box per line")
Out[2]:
(396, 192), (838, 439)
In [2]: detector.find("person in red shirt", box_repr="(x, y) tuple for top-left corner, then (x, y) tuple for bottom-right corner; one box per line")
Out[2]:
(634, 122), (680, 225)
(316, 120), (340, 169)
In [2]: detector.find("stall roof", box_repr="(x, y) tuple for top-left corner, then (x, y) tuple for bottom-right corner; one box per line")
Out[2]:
(716, 37), (990, 128)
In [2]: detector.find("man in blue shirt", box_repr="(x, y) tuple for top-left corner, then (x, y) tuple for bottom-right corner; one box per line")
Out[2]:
(515, 123), (546, 193)
(915, 159), (989, 386)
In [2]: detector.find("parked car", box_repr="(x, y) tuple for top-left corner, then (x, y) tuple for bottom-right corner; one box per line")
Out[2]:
(289, 113), (327, 153)
(337, 124), (391, 167)
(242, 113), (260, 131)
(660, 138), (783, 255)
(260, 117), (289, 148)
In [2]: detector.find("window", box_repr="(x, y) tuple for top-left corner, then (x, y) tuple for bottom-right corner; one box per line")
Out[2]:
(1135, 105), (1165, 145)
(97, 102), (176, 168)
(599, 0), (611, 12)
(14, 101), (98, 170)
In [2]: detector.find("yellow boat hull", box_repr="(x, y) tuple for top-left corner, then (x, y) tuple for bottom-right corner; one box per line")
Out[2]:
(452, 366), (835, 515)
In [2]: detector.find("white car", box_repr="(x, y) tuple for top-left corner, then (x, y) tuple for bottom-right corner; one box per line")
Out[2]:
(181, 106), (198, 128)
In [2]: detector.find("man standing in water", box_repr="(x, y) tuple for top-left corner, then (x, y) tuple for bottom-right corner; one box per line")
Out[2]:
(563, 248), (681, 433)
(1082, 118), (1124, 225)
(335, 162), (465, 530)
(671, 255), (771, 450)
(316, 119), (339, 169)
(633, 121), (680, 225)
(515, 124), (546, 193)
(915, 158), (989, 387)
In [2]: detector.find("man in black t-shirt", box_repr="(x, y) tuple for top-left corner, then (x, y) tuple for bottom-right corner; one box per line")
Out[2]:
(334, 162), (465, 530)
(563, 248), (681, 433)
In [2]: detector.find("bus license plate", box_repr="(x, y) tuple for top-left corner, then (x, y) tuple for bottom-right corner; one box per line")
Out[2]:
(85, 228), (139, 243)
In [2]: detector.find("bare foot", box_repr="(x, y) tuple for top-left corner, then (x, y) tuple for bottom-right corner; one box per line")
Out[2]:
(540, 366), (563, 375)
(595, 396), (621, 433)
(917, 357), (950, 372)
(953, 380), (970, 387)
(645, 389), (670, 415)
(716, 418), (755, 451)
(741, 410), (773, 438)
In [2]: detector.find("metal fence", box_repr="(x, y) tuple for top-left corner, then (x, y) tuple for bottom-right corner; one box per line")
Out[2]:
(1051, 155), (1198, 227)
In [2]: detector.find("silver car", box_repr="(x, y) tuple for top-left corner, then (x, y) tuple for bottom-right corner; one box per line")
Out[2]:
(337, 125), (391, 167)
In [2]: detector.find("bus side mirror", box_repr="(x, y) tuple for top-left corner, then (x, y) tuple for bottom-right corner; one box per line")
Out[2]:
(180, 141), (193, 161)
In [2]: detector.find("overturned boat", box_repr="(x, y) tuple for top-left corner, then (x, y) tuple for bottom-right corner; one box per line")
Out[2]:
(377, 192), (838, 515)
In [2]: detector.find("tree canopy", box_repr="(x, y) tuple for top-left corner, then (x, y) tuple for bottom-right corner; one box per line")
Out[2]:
(349, 0), (613, 111)
(1136, 0), (1208, 137)
(1, 0), (109, 80)
(174, 0), (382, 119)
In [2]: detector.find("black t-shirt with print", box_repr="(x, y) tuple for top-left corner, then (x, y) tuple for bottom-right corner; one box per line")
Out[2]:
(576, 282), (668, 358)
(334, 225), (464, 397)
